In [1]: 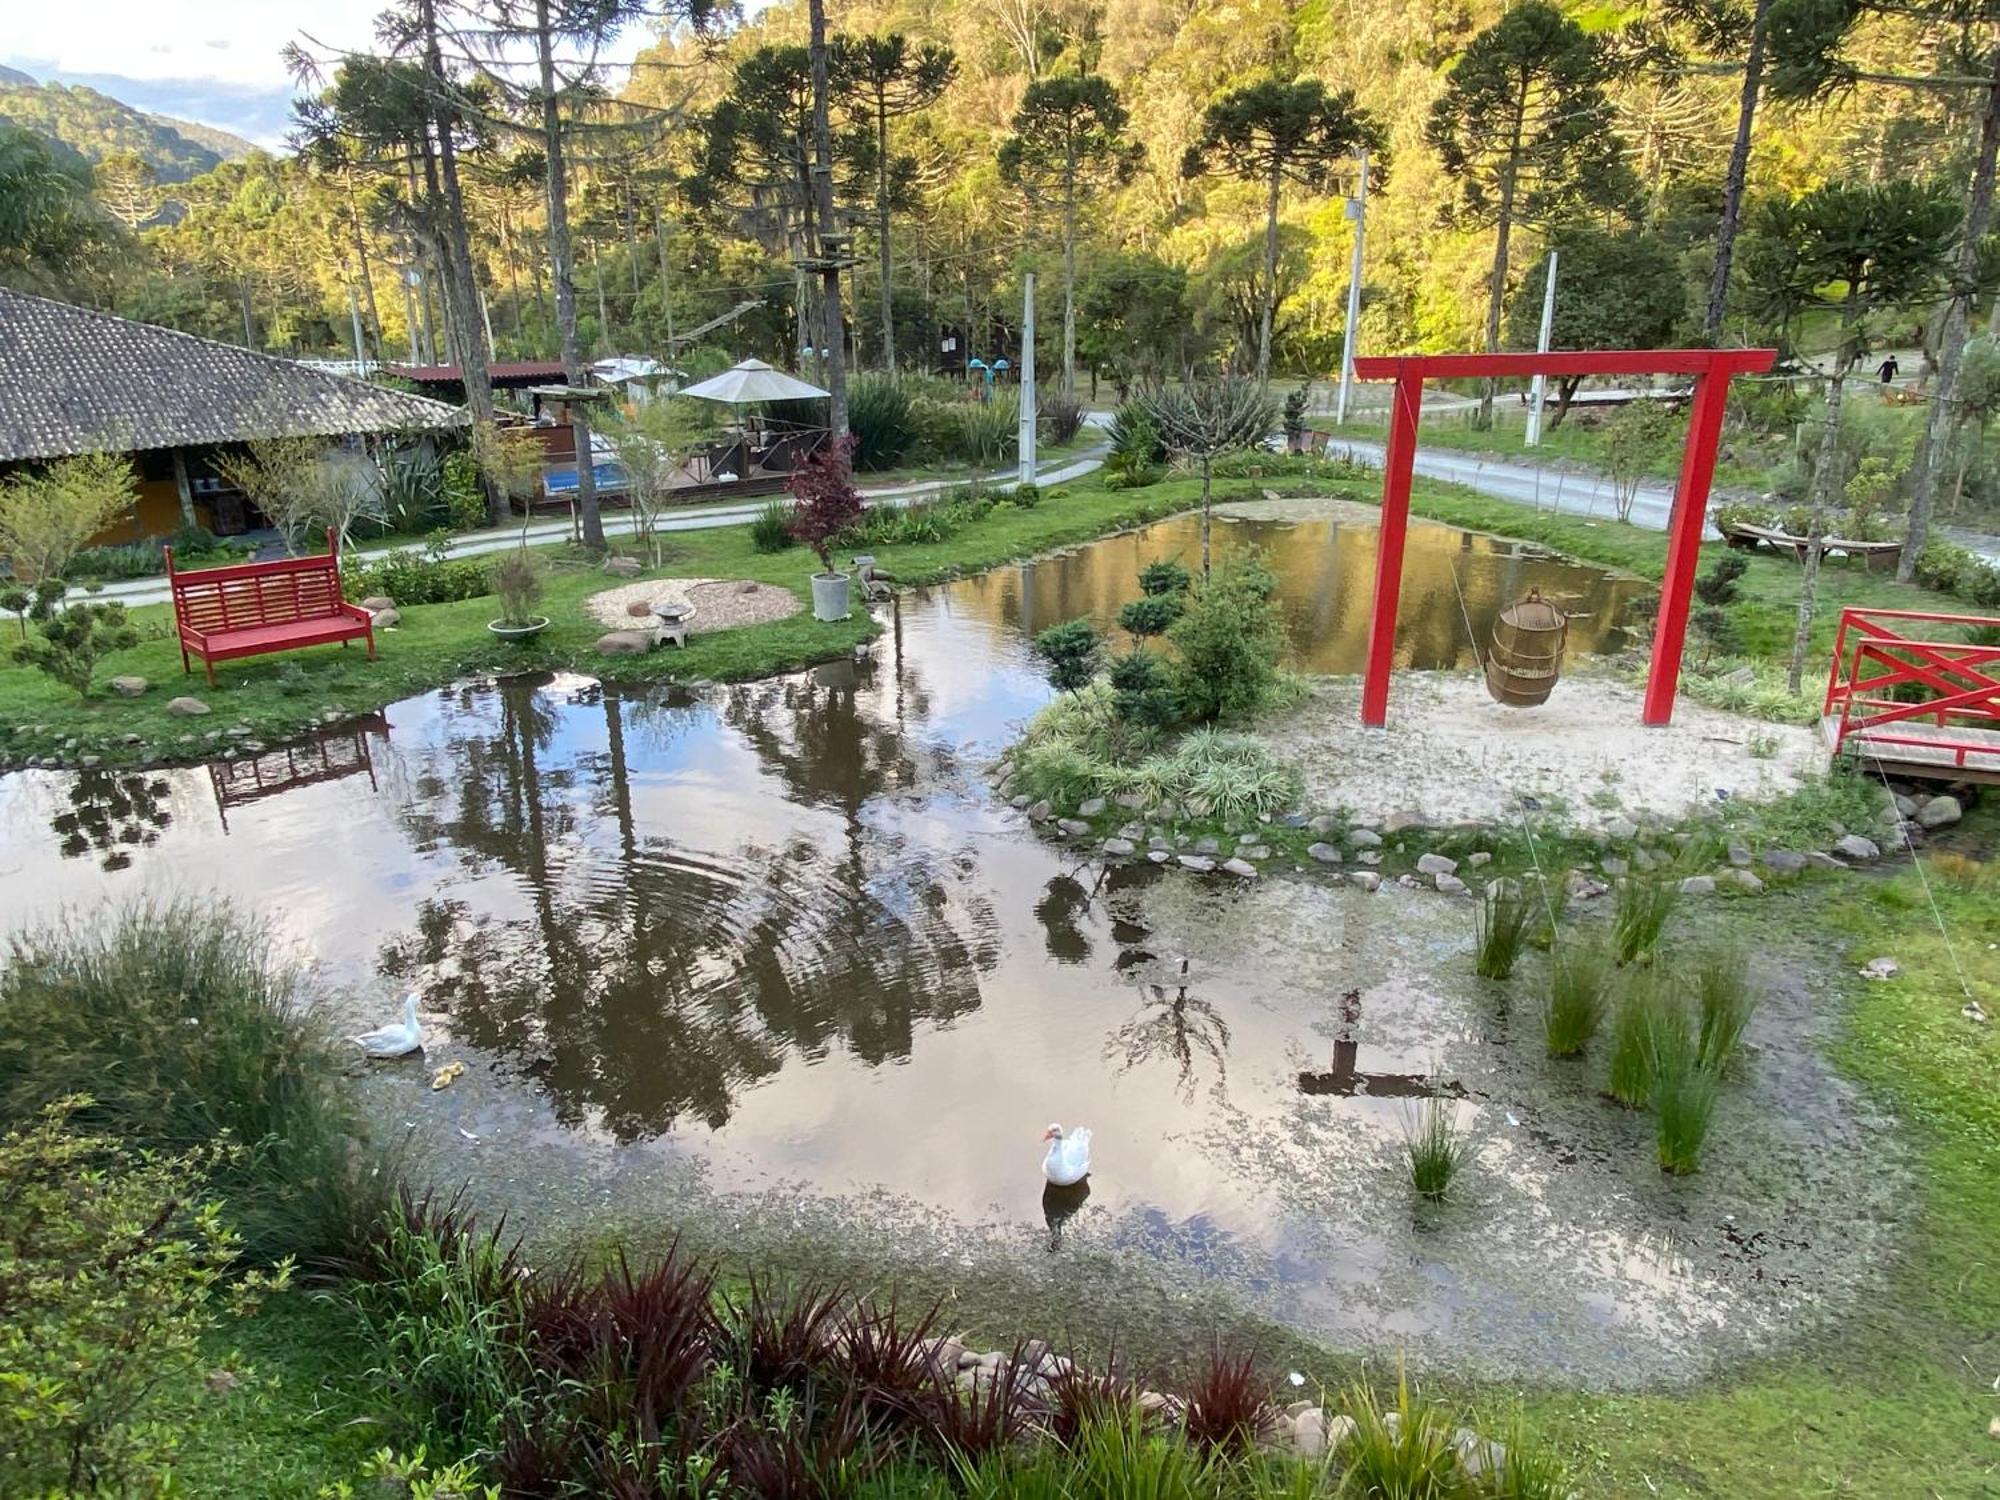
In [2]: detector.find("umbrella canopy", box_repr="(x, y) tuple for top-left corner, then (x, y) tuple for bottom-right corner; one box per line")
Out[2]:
(678, 358), (829, 405)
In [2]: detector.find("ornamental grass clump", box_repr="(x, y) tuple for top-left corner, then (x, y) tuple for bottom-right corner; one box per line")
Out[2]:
(1473, 881), (1533, 979)
(1337, 1370), (1465, 1499)
(1612, 874), (1678, 964)
(1403, 1093), (1470, 1204)
(1691, 942), (1759, 1073)
(1544, 936), (1614, 1058)
(1655, 1055), (1722, 1175)
(1605, 973), (1692, 1109)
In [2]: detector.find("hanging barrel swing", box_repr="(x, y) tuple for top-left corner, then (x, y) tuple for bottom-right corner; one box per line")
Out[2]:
(1483, 589), (1569, 707)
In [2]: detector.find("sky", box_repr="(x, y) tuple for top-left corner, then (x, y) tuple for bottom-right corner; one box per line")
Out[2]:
(1, 0), (665, 150)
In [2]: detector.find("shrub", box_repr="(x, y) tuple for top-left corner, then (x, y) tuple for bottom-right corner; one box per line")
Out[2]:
(346, 534), (493, 606)
(0, 1099), (286, 1496)
(1118, 593), (1182, 638)
(0, 451), (140, 582)
(1108, 647), (1180, 729)
(1694, 552), (1749, 606)
(1011, 481), (1042, 508)
(12, 599), (139, 698)
(1033, 617), (1104, 694)
(926, 393), (1018, 465)
(491, 548), (545, 626)
(1108, 402), (1168, 466)
(1167, 556), (1281, 723)
(1181, 1344), (1272, 1453)
(1545, 938), (1613, 1058)
(1612, 876), (1678, 964)
(1337, 1371), (1466, 1498)
(1038, 390), (1085, 446)
(1282, 384), (1310, 445)
(1473, 882), (1532, 980)
(752, 498), (797, 553)
(68, 541), (165, 580)
(1691, 943), (1759, 1072)
(788, 437), (865, 573)
(1139, 559), (1193, 598)
(442, 447), (487, 531)
(1404, 1093), (1470, 1203)
(0, 902), (384, 1263)
(849, 374), (921, 470)
(376, 446), (447, 534)
(1655, 1057), (1721, 1175)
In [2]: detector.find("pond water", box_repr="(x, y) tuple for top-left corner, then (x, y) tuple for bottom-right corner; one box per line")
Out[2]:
(0, 511), (1904, 1385)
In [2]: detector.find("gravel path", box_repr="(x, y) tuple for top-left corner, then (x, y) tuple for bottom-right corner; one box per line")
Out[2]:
(584, 577), (801, 636)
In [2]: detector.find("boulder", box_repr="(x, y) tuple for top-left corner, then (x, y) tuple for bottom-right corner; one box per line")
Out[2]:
(1115, 791), (1149, 809)
(595, 630), (653, 655)
(1384, 810), (1428, 833)
(1453, 1430), (1507, 1483)
(1893, 792), (1919, 817)
(1306, 843), (1343, 865)
(1716, 867), (1765, 894)
(1859, 956), (1900, 981)
(371, 607), (402, 630)
(1221, 857), (1258, 878)
(1026, 800), (1053, 823)
(1465, 851), (1492, 867)
(1291, 1407), (1328, 1458)
(1308, 814), (1341, 836)
(357, 594), (395, 612)
(1604, 816), (1639, 841)
(1415, 852), (1458, 877)
(1916, 795), (1964, 829)
(1056, 818), (1092, 838)
(626, 599), (655, 618)
(1348, 871), (1381, 892)
(1726, 841), (1753, 868)
(1435, 872), (1470, 895)
(1600, 855), (1629, 878)
(1348, 828), (1383, 849)
(602, 557), (643, 577)
(1077, 796), (1107, 817)
(108, 675), (149, 698)
(1177, 855), (1217, 873)
(1760, 849), (1808, 876)
(1803, 851), (1848, 871)
(1102, 837), (1136, 856)
(1236, 844), (1271, 860)
(1833, 834), (1880, 862)
(735, 579), (761, 594)
(1147, 849), (1172, 864)
(165, 696), (211, 717)
(1678, 875), (1716, 896)
(1195, 836), (1221, 855)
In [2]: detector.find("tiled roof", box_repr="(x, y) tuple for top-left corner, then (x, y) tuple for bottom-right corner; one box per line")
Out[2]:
(0, 288), (467, 463)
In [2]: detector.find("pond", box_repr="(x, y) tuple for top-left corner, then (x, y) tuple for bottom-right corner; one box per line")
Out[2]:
(0, 510), (1904, 1386)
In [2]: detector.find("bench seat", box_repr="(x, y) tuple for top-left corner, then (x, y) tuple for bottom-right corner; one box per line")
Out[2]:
(166, 527), (377, 685)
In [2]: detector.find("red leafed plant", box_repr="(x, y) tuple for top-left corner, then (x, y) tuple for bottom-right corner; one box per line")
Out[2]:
(786, 436), (863, 574)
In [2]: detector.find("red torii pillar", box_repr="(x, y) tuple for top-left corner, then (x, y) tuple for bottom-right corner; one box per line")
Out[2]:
(1350, 348), (1777, 728)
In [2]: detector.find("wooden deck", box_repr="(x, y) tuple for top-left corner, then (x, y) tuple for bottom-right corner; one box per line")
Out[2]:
(1822, 715), (2000, 783)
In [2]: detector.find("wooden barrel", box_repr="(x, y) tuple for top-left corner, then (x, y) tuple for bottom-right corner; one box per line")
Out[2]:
(1483, 589), (1569, 707)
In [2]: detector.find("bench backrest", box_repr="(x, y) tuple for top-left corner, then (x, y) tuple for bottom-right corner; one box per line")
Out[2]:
(165, 527), (350, 635)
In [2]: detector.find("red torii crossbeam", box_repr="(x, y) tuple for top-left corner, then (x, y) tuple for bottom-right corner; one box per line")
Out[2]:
(1350, 348), (1777, 728)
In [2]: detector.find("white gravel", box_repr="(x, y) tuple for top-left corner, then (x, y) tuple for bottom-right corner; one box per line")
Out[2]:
(584, 577), (802, 637)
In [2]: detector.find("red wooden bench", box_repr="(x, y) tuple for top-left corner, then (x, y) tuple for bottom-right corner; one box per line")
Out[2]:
(164, 527), (375, 686)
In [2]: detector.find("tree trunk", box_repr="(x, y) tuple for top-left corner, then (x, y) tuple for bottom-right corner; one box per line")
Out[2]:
(1704, 0), (1772, 339)
(1788, 346), (1853, 694)
(1257, 164), (1281, 384)
(877, 92), (896, 374)
(1479, 105), (1526, 430)
(1062, 137), (1078, 395)
(1548, 376), (1581, 430)
(344, 172), (383, 361)
(535, 0), (601, 549)
(809, 0), (850, 442)
(1200, 455), (1213, 579)
(1902, 45), (2000, 580)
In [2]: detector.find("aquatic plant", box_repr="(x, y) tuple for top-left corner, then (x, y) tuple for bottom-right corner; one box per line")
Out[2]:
(1181, 1342), (1272, 1453)
(1473, 882), (1533, 979)
(1525, 867), (1571, 950)
(1655, 1059), (1722, 1175)
(1691, 943), (1760, 1073)
(1605, 975), (1693, 1109)
(1611, 875), (1679, 964)
(1403, 1094), (1471, 1204)
(1544, 937), (1614, 1058)
(1336, 1371), (1465, 1498)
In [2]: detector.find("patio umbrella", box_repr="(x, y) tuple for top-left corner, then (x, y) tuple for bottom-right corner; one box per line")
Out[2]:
(678, 358), (830, 405)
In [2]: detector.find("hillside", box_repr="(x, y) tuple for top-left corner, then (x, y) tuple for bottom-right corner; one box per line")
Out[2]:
(0, 72), (252, 183)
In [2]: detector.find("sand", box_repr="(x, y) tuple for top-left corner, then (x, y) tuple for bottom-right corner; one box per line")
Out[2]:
(583, 577), (802, 638)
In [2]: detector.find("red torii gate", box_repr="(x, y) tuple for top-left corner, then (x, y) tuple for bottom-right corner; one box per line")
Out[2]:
(1350, 348), (1777, 728)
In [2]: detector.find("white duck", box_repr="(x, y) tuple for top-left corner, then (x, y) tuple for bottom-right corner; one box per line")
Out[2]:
(351, 992), (425, 1059)
(1041, 1123), (1092, 1186)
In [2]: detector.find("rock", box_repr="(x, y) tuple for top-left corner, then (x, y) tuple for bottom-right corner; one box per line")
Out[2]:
(1916, 795), (1964, 829)
(1726, 841), (1752, 868)
(1761, 849), (1808, 876)
(165, 696), (211, 717)
(1057, 818), (1092, 837)
(1327, 1414), (1358, 1452)
(80, 754), (100, 768)
(1600, 856), (1629, 878)
(1716, 867), (1765, 894)
(1026, 800), (1053, 822)
(595, 630), (653, 655)
(927, 1339), (967, 1378)
(1435, 872), (1469, 895)
(1307, 843), (1343, 865)
(1117, 822), (1143, 840)
(1466, 851), (1491, 867)
(1195, 836), (1221, 855)
(603, 557), (643, 577)
(736, 579), (760, 594)
(1356, 850), (1381, 865)
(1147, 850), (1171, 864)
(1178, 855), (1216, 873)
(1678, 875), (1716, 896)
(853, 643), (871, 662)
(1567, 871), (1608, 900)
(1349, 871), (1381, 892)
(1011, 795), (1031, 810)
(1604, 816), (1639, 841)
(358, 594), (395, 612)
(108, 675), (148, 698)
(1236, 844), (1271, 861)
(1308, 814), (1341, 835)
(1630, 847), (1660, 871)
(1803, 851), (1847, 871)
(1834, 834), (1880, 862)
(1221, 857), (1258, 878)
(1292, 1408), (1328, 1458)
(371, 607), (402, 629)
(1453, 1429), (1507, 1483)
(1859, 956), (1900, 980)
(1078, 796), (1108, 818)
(1894, 792), (1919, 817)
(1149, 836), (1170, 851)
(1415, 852), (1458, 877)
(1102, 838), (1136, 856)
(1384, 810), (1427, 833)
(1115, 791), (1149, 809)
(626, 599), (655, 617)
(1348, 828), (1383, 849)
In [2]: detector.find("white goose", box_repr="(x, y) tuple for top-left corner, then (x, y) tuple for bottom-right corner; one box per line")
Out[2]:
(1041, 1123), (1092, 1186)
(351, 992), (425, 1059)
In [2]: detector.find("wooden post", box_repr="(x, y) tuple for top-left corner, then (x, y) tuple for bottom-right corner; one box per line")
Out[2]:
(171, 448), (198, 530)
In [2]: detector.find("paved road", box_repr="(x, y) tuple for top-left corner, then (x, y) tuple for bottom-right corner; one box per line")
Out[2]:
(1329, 437), (1683, 532)
(84, 445), (1108, 611)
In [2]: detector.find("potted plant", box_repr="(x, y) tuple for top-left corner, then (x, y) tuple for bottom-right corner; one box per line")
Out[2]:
(786, 437), (864, 622)
(488, 548), (549, 641)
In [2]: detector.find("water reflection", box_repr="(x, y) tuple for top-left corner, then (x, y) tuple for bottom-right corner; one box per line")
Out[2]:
(49, 769), (174, 871)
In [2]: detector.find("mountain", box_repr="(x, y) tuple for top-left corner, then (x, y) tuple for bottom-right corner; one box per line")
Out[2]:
(0, 69), (256, 183)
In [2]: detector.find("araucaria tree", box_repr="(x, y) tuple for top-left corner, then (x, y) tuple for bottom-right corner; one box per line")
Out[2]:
(1426, 1), (1636, 428)
(1181, 78), (1384, 383)
(999, 74), (1144, 395)
(833, 34), (956, 375)
(1138, 378), (1277, 578)
(1742, 180), (1961, 692)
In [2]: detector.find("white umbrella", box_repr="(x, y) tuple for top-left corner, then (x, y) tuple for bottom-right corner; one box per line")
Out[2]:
(678, 358), (830, 405)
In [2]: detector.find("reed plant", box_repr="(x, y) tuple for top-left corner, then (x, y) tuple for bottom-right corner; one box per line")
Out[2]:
(1655, 1059), (1722, 1175)
(1605, 974), (1692, 1109)
(1544, 937), (1614, 1058)
(1473, 882), (1533, 980)
(1525, 867), (1571, 951)
(1490, 1420), (1574, 1499)
(1691, 943), (1759, 1073)
(1403, 1094), (1471, 1204)
(1336, 1371), (1465, 1498)
(1612, 875), (1678, 964)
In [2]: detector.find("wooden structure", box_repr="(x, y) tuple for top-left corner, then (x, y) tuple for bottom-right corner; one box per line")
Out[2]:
(209, 713), (388, 832)
(1822, 605), (2000, 783)
(166, 528), (375, 685)
(1484, 590), (1569, 707)
(1719, 519), (1903, 572)
(1350, 347), (1778, 727)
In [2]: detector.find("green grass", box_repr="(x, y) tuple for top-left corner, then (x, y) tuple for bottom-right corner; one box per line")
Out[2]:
(1691, 943), (1759, 1073)
(1472, 882), (1533, 980)
(1611, 876), (1678, 965)
(1653, 1058), (1721, 1175)
(1543, 937), (1613, 1058)
(1403, 1094), (1471, 1204)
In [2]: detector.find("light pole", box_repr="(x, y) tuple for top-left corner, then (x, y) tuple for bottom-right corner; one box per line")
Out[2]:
(1525, 249), (1559, 447)
(1335, 149), (1370, 426)
(1018, 272), (1037, 486)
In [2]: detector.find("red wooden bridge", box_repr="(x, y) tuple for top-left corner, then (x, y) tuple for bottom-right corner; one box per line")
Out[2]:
(1822, 605), (2000, 782)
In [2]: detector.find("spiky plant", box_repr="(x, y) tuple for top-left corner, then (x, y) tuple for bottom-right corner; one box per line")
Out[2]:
(1473, 882), (1533, 979)
(1605, 974), (1692, 1109)
(1655, 1060), (1722, 1175)
(1403, 1094), (1471, 1204)
(1544, 937), (1614, 1059)
(1612, 876), (1678, 964)
(1336, 1371), (1465, 1498)
(1691, 943), (1759, 1073)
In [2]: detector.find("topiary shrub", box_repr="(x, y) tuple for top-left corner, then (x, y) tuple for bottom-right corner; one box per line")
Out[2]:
(1033, 618), (1103, 694)
(1167, 556), (1280, 723)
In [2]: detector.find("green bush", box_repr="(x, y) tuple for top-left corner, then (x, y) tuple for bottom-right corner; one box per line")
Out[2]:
(0, 1099), (286, 1495)
(1119, 593), (1182, 638)
(943, 392), (1019, 465)
(345, 534), (493, 607)
(1139, 559), (1192, 597)
(1108, 402), (1168, 465)
(1167, 556), (1281, 723)
(68, 541), (166, 580)
(1011, 481), (1042, 508)
(441, 448), (487, 532)
(1034, 617), (1104, 693)
(12, 599), (140, 698)
(0, 902), (384, 1263)
(848, 374), (921, 471)
(1108, 647), (1179, 729)
(751, 498), (797, 553)
(374, 447), (447, 535)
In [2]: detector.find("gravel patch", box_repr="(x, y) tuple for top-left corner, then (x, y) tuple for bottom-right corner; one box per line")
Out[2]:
(584, 577), (802, 638)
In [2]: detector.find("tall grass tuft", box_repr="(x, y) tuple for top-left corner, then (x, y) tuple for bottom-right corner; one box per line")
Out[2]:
(1403, 1094), (1470, 1204)
(1180, 1342), (1272, 1453)
(1526, 867), (1572, 951)
(1655, 1059), (1722, 1175)
(1691, 943), (1759, 1073)
(1337, 1371), (1465, 1498)
(1605, 974), (1692, 1109)
(0, 900), (385, 1263)
(1473, 882), (1533, 979)
(1544, 937), (1614, 1058)
(750, 497), (796, 553)
(1490, 1419), (1574, 1499)
(1070, 1407), (1218, 1500)
(1612, 875), (1678, 964)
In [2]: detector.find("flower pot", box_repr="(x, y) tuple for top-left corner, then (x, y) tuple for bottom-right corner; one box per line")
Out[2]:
(488, 616), (550, 642)
(810, 571), (851, 622)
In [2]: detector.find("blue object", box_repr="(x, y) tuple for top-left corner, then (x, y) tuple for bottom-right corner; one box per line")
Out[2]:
(543, 461), (628, 495)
